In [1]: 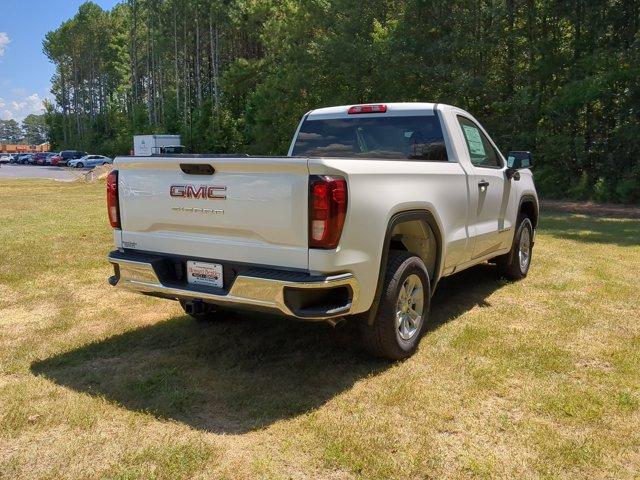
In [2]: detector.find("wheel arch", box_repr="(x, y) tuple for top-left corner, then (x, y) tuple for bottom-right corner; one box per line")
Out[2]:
(519, 194), (539, 229)
(365, 209), (444, 325)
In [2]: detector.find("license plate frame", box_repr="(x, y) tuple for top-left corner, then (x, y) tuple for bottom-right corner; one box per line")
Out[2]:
(186, 261), (224, 288)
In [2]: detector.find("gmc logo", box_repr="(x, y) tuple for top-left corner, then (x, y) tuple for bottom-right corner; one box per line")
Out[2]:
(170, 185), (227, 200)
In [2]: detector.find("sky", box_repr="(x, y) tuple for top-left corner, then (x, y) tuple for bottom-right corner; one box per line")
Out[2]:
(0, 0), (120, 122)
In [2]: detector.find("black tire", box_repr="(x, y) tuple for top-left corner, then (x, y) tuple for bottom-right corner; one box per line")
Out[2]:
(179, 300), (219, 322)
(77, 163), (84, 168)
(360, 251), (431, 361)
(496, 216), (534, 280)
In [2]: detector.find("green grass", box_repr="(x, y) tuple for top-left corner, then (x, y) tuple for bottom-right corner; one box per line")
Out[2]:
(1, 180), (639, 479)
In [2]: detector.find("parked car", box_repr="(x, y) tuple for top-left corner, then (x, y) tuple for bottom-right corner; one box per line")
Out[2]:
(33, 152), (49, 165)
(160, 145), (186, 154)
(18, 154), (33, 165)
(107, 102), (539, 360)
(69, 155), (113, 169)
(44, 153), (58, 165)
(0, 155), (10, 164)
(51, 150), (87, 167)
(9, 154), (21, 163)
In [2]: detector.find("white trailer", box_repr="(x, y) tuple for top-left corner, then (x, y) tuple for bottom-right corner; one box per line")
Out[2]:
(133, 135), (181, 156)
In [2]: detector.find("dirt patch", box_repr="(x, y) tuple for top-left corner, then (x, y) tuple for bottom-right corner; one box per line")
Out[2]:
(78, 164), (113, 182)
(53, 164), (113, 183)
(541, 199), (640, 219)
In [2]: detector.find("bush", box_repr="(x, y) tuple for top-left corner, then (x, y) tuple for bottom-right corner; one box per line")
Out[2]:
(567, 171), (592, 200)
(615, 177), (640, 204)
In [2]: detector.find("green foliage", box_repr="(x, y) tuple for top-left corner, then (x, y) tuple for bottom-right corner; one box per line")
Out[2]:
(0, 115), (47, 145)
(566, 172), (590, 201)
(21, 114), (48, 145)
(43, 0), (640, 203)
(0, 119), (24, 143)
(615, 177), (640, 205)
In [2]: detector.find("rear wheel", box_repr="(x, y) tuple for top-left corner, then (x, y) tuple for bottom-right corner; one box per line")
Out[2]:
(360, 251), (431, 360)
(496, 216), (534, 279)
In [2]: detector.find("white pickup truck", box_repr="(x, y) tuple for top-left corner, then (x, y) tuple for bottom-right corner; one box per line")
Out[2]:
(107, 103), (538, 360)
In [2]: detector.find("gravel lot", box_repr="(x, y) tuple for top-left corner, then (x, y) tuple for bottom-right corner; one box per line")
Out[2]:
(0, 164), (81, 181)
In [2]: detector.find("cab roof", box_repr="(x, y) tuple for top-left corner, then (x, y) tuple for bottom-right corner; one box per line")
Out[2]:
(306, 102), (451, 120)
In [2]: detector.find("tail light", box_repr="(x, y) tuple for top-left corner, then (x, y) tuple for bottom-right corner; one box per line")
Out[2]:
(106, 170), (120, 229)
(348, 104), (387, 114)
(309, 176), (347, 249)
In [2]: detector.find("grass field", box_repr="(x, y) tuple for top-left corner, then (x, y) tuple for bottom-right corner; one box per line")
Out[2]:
(1, 179), (639, 479)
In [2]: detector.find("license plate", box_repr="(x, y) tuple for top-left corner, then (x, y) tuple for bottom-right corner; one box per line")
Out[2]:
(187, 261), (223, 288)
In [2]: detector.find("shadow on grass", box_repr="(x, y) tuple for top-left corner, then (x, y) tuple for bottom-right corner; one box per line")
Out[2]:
(31, 264), (504, 434)
(430, 264), (505, 328)
(540, 213), (640, 247)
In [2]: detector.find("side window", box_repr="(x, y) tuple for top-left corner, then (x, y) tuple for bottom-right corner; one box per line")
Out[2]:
(456, 116), (502, 168)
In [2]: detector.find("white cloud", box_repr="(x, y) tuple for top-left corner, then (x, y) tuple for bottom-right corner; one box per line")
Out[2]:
(0, 33), (9, 57)
(0, 93), (46, 121)
(0, 98), (10, 120)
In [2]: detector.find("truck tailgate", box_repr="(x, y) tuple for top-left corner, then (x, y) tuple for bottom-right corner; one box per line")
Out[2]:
(116, 156), (310, 269)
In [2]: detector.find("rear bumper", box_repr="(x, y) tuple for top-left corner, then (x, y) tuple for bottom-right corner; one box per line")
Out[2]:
(107, 250), (359, 320)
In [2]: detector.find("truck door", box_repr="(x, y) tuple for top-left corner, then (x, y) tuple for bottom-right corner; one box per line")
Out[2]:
(455, 115), (513, 259)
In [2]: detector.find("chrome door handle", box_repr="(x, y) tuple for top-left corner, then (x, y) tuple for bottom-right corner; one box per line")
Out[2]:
(478, 181), (489, 192)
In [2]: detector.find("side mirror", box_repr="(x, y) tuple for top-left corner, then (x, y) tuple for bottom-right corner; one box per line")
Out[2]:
(506, 151), (533, 179)
(507, 151), (533, 169)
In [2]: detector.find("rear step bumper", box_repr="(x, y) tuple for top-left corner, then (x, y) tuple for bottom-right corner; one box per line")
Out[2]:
(107, 251), (359, 320)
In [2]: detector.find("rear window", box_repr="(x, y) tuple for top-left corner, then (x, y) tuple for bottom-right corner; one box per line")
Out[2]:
(292, 115), (448, 161)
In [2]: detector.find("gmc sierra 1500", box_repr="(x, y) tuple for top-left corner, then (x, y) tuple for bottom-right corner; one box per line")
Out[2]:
(107, 103), (538, 360)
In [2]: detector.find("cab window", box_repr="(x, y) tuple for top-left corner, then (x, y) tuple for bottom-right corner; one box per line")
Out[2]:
(292, 115), (448, 161)
(456, 116), (502, 168)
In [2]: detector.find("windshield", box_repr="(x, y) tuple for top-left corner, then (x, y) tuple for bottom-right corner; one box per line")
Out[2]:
(292, 114), (448, 161)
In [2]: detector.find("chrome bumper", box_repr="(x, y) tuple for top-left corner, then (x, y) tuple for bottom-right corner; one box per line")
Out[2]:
(108, 252), (359, 320)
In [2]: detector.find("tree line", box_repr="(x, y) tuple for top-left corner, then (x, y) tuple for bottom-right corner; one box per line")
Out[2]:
(43, 0), (640, 203)
(0, 115), (48, 145)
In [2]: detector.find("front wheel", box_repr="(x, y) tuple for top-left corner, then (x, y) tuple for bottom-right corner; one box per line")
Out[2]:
(496, 216), (534, 280)
(360, 251), (431, 360)
(76, 163), (84, 168)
